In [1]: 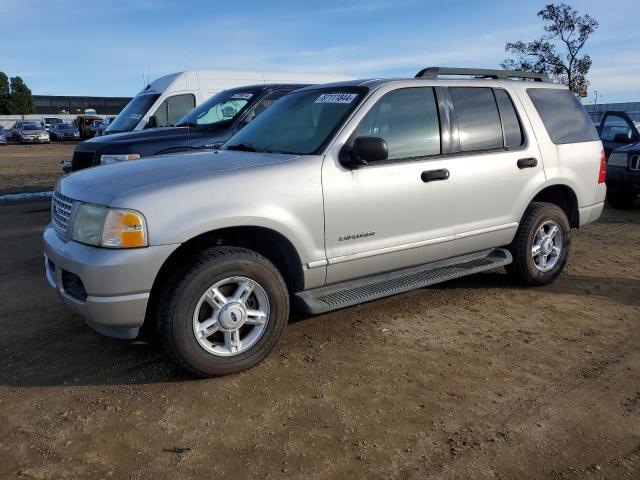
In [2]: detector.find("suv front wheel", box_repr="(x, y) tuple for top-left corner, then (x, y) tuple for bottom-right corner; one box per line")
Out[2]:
(507, 202), (571, 286)
(157, 247), (289, 377)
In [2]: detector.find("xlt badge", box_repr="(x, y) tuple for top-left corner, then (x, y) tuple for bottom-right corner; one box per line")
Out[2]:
(338, 231), (376, 242)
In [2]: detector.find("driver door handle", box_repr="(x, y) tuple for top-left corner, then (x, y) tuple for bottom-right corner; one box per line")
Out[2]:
(421, 169), (450, 183)
(517, 157), (538, 169)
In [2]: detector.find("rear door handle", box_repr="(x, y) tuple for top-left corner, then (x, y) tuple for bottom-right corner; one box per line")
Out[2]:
(517, 157), (538, 169)
(421, 169), (450, 182)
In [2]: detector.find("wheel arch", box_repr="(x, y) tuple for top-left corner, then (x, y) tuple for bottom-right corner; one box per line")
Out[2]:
(527, 183), (580, 229)
(145, 225), (305, 333)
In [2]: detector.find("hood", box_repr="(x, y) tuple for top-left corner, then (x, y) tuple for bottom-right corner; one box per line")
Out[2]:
(59, 149), (300, 206)
(87, 126), (193, 144)
(76, 124), (231, 159)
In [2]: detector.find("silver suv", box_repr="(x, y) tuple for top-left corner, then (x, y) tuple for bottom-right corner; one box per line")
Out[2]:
(44, 68), (606, 376)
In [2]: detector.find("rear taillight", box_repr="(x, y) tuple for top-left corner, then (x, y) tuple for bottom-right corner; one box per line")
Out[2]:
(598, 150), (606, 184)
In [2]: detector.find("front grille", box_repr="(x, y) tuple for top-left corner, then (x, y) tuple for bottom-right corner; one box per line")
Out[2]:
(51, 191), (75, 234)
(71, 150), (97, 171)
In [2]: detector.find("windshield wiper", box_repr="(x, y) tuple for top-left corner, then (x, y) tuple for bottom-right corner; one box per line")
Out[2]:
(225, 143), (261, 152)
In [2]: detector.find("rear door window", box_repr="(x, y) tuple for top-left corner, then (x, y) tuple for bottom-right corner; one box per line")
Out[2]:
(450, 87), (503, 152)
(527, 88), (599, 144)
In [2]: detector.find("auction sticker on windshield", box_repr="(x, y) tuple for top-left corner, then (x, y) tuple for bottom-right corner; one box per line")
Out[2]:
(315, 93), (358, 104)
(231, 93), (253, 100)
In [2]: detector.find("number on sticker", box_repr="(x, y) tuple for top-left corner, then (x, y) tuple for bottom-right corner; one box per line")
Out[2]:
(315, 93), (358, 104)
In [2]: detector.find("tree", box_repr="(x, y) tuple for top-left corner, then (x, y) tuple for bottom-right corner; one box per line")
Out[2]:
(0, 72), (10, 114)
(501, 3), (598, 94)
(8, 76), (36, 114)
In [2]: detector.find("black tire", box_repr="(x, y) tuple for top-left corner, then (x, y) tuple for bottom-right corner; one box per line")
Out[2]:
(506, 202), (571, 286)
(156, 246), (289, 377)
(607, 190), (637, 210)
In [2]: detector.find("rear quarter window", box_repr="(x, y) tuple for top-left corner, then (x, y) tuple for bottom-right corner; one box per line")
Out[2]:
(527, 88), (599, 144)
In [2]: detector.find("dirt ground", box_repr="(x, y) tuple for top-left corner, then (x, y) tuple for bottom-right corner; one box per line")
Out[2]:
(0, 198), (639, 479)
(0, 143), (75, 195)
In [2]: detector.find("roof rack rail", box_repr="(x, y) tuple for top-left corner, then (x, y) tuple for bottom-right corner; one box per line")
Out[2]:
(415, 67), (551, 82)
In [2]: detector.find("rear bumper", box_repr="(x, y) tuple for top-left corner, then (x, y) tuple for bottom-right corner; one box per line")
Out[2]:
(579, 202), (605, 226)
(606, 165), (640, 191)
(43, 226), (179, 339)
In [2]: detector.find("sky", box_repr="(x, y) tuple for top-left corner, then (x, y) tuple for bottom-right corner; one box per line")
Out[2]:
(1, 0), (638, 104)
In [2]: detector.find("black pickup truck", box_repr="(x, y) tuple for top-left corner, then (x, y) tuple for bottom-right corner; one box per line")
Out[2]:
(68, 84), (305, 172)
(597, 111), (640, 209)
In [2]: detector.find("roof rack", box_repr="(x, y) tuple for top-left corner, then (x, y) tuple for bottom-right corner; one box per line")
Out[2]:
(415, 67), (551, 82)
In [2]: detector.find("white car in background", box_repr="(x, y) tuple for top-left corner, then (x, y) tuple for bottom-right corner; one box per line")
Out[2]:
(104, 70), (353, 135)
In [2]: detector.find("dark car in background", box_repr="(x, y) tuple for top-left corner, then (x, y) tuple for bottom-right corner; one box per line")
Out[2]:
(70, 84), (305, 171)
(597, 111), (640, 158)
(598, 111), (640, 209)
(96, 116), (116, 136)
(50, 123), (80, 141)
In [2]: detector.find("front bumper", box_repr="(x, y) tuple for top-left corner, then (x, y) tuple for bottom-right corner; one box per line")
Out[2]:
(21, 136), (49, 143)
(606, 165), (640, 191)
(43, 226), (179, 339)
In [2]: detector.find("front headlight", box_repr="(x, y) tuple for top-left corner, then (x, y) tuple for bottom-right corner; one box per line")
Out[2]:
(100, 153), (141, 165)
(71, 203), (147, 248)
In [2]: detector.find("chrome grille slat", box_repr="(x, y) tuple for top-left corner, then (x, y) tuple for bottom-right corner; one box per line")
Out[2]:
(51, 191), (75, 234)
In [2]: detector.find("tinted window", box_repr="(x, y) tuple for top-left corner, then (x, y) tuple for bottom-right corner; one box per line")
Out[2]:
(494, 89), (524, 148)
(237, 90), (289, 130)
(354, 87), (440, 160)
(600, 115), (635, 142)
(527, 88), (599, 144)
(450, 87), (503, 151)
(225, 87), (367, 155)
(153, 94), (196, 127)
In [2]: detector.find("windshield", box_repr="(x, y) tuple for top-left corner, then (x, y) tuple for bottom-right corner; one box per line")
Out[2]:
(45, 118), (62, 124)
(176, 89), (257, 127)
(23, 124), (41, 131)
(106, 93), (160, 133)
(58, 124), (75, 131)
(224, 87), (367, 155)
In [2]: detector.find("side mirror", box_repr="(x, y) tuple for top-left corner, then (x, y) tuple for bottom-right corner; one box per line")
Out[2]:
(341, 136), (388, 168)
(146, 115), (158, 129)
(612, 133), (631, 143)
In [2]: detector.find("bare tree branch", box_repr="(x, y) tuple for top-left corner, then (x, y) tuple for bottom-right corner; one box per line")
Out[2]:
(502, 3), (598, 94)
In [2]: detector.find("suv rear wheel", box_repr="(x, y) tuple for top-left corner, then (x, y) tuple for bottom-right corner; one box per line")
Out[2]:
(157, 247), (289, 377)
(607, 190), (637, 210)
(507, 202), (571, 286)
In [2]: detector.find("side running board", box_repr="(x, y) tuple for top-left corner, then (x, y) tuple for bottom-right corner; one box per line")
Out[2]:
(295, 248), (512, 314)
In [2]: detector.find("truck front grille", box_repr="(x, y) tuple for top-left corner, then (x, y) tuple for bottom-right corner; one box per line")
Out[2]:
(51, 191), (75, 234)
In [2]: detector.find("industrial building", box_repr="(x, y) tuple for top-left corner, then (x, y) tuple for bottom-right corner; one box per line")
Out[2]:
(33, 95), (132, 115)
(584, 102), (640, 123)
